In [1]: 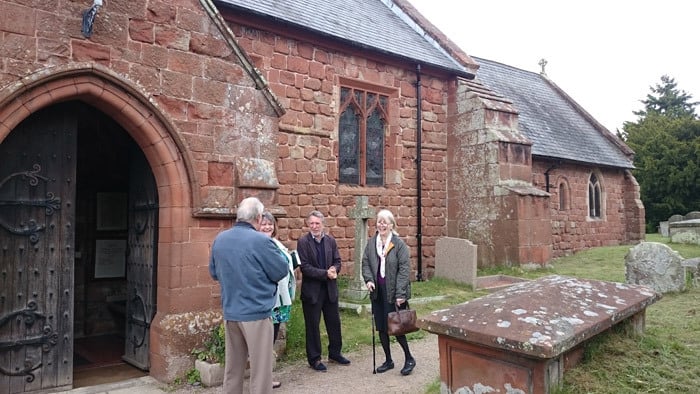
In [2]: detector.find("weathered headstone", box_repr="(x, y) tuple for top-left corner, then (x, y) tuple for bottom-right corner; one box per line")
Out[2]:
(625, 242), (685, 293)
(658, 221), (669, 237)
(435, 237), (477, 288)
(342, 196), (375, 301)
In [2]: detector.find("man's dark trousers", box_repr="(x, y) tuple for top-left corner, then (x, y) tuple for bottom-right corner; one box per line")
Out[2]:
(302, 282), (343, 365)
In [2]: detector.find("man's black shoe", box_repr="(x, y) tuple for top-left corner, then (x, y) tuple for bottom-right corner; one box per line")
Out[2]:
(329, 354), (351, 365)
(400, 358), (416, 376)
(376, 360), (394, 373)
(311, 360), (327, 372)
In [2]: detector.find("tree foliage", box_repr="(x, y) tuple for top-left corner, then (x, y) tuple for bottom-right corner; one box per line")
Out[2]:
(623, 76), (700, 231)
(633, 75), (698, 120)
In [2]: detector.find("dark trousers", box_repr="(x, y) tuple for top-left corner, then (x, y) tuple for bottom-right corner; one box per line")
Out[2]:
(302, 286), (342, 365)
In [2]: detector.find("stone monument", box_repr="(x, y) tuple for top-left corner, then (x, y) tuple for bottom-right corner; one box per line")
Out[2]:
(625, 242), (685, 293)
(342, 196), (375, 302)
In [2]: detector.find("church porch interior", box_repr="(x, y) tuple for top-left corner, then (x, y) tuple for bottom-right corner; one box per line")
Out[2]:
(71, 101), (151, 387)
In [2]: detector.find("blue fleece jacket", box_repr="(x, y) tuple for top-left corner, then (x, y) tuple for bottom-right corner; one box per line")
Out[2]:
(209, 221), (289, 321)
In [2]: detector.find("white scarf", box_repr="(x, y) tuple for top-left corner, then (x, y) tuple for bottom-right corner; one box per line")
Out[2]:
(375, 232), (393, 278)
(272, 238), (295, 307)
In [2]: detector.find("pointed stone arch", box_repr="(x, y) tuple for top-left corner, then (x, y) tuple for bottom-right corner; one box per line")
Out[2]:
(0, 63), (198, 310)
(556, 176), (571, 211)
(588, 169), (605, 219)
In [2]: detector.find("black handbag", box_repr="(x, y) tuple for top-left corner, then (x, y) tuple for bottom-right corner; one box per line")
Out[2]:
(387, 305), (419, 336)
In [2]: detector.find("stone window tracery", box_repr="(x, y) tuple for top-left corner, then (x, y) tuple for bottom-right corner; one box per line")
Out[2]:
(338, 86), (387, 186)
(588, 173), (602, 218)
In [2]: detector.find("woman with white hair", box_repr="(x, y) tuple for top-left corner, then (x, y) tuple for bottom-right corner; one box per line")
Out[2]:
(361, 209), (416, 376)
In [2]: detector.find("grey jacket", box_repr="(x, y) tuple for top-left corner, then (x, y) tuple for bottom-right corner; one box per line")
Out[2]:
(361, 233), (411, 304)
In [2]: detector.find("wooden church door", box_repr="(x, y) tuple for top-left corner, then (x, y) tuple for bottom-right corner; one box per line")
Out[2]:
(0, 104), (77, 393)
(122, 147), (158, 370)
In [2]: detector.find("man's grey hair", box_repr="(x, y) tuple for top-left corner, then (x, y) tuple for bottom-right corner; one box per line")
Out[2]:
(307, 210), (325, 222)
(237, 197), (264, 223)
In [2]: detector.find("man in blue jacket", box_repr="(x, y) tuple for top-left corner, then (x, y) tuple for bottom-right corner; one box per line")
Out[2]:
(210, 197), (289, 393)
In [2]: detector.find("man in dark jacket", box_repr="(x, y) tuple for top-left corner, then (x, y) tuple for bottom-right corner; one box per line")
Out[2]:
(297, 210), (350, 371)
(209, 197), (288, 393)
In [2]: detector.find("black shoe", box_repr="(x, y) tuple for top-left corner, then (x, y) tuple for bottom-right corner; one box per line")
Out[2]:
(329, 354), (351, 365)
(376, 360), (394, 373)
(311, 360), (327, 372)
(400, 358), (416, 376)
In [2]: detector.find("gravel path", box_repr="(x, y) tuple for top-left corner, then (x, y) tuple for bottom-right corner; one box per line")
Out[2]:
(169, 334), (440, 394)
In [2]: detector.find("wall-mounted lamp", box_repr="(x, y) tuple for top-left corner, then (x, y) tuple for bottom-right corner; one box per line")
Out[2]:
(81, 0), (103, 38)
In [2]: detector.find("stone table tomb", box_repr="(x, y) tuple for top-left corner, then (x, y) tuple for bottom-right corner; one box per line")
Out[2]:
(418, 275), (661, 394)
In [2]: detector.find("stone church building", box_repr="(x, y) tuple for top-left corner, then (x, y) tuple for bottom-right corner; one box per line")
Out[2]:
(0, 0), (643, 390)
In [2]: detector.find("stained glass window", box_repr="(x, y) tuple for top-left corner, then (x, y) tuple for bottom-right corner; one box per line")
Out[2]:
(338, 87), (388, 186)
(366, 108), (384, 186)
(339, 105), (360, 184)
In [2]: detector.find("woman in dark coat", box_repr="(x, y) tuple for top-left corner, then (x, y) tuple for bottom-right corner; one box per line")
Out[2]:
(362, 209), (416, 376)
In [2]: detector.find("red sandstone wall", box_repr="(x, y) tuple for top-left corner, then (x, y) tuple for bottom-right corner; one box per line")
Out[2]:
(532, 160), (643, 257)
(444, 78), (552, 267)
(0, 0), (284, 381)
(0, 0), (275, 308)
(229, 22), (453, 277)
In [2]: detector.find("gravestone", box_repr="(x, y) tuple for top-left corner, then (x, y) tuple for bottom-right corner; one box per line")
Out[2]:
(342, 196), (375, 301)
(435, 237), (527, 291)
(435, 237), (477, 288)
(625, 242), (685, 293)
(658, 221), (669, 237)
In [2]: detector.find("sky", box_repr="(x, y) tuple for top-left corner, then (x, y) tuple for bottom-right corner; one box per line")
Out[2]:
(407, 0), (700, 132)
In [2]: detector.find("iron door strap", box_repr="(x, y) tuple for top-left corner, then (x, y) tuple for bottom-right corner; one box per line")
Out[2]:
(127, 292), (152, 351)
(0, 164), (61, 244)
(0, 301), (59, 382)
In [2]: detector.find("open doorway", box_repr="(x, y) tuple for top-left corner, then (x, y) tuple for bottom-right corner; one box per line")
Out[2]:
(72, 103), (157, 387)
(0, 100), (159, 392)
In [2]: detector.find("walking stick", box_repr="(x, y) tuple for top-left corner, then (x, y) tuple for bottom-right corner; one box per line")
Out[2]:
(371, 312), (376, 374)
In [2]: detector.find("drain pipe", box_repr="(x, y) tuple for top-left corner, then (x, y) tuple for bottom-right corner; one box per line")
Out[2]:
(415, 64), (423, 281)
(544, 163), (559, 192)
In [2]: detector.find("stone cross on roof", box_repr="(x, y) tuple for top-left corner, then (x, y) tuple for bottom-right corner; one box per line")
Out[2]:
(539, 58), (548, 76)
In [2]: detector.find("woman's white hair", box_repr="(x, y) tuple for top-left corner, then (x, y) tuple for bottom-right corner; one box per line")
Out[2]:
(376, 209), (399, 235)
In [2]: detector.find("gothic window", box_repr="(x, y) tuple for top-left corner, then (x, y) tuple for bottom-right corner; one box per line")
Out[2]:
(588, 173), (601, 218)
(338, 86), (387, 186)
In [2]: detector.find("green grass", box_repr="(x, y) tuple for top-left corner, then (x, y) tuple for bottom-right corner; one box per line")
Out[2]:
(280, 276), (479, 365)
(541, 234), (700, 394)
(279, 235), (700, 393)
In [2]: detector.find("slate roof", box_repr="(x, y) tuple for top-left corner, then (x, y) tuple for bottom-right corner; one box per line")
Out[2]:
(473, 57), (634, 169)
(213, 0), (473, 77)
